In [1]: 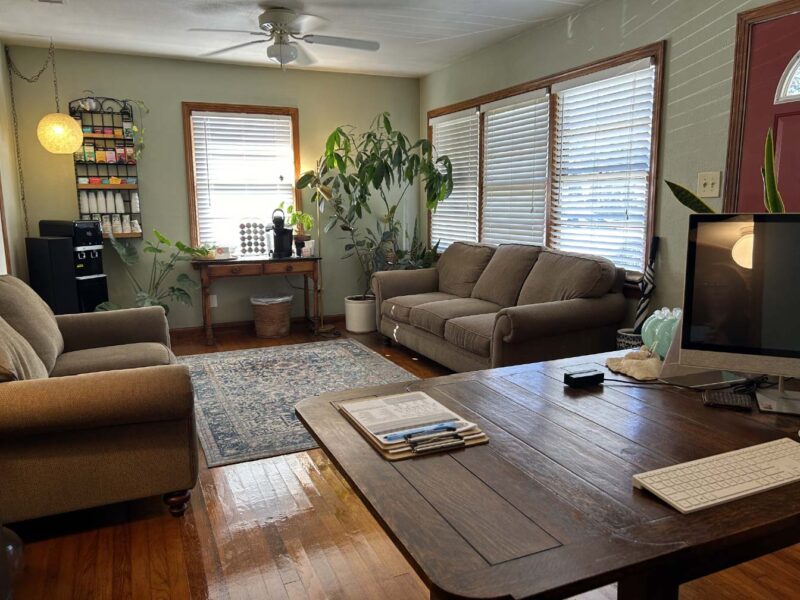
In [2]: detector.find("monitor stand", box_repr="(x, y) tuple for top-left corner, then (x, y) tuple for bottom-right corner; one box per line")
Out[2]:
(756, 377), (800, 415)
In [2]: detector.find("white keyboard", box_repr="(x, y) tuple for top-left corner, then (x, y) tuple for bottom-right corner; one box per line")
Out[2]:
(633, 438), (800, 514)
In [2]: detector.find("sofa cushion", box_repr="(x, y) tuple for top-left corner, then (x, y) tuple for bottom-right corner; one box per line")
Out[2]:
(382, 292), (459, 324)
(444, 313), (496, 357)
(0, 275), (64, 373)
(0, 316), (48, 382)
(517, 250), (617, 305)
(436, 242), (496, 297)
(471, 244), (542, 307)
(410, 298), (501, 338)
(50, 342), (176, 377)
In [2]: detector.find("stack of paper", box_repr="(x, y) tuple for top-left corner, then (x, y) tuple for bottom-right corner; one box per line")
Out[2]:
(336, 391), (489, 461)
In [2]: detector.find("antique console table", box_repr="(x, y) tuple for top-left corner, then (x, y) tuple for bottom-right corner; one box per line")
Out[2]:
(191, 256), (320, 345)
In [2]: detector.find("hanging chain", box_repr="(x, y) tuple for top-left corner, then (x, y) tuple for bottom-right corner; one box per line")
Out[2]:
(4, 41), (59, 236)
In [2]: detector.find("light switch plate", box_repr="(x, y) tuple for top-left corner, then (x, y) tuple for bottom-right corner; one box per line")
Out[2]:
(209, 294), (218, 308)
(697, 171), (721, 198)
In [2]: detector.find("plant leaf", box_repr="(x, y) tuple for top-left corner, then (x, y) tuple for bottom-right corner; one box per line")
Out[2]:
(176, 273), (200, 289)
(153, 229), (171, 245)
(110, 237), (140, 265)
(94, 301), (120, 311)
(665, 180), (716, 214)
(762, 129), (785, 214)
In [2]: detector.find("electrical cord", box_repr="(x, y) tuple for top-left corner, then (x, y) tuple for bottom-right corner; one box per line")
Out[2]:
(603, 375), (794, 394)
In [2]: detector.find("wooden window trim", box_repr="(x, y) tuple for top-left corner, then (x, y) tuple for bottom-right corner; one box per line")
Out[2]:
(181, 102), (301, 247)
(723, 0), (800, 212)
(426, 41), (666, 267)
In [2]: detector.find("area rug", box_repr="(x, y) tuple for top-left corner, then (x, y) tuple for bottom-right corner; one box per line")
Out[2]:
(178, 339), (417, 467)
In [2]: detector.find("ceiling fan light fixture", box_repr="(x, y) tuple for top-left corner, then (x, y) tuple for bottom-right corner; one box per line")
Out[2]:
(267, 41), (298, 65)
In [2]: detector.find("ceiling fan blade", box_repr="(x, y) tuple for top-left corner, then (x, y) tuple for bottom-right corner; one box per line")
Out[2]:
(290, 43), (317, 67)
(202, 39), (268, 57)
(287, 13), (326, 36)
(189, 28), (268, 36)
(302, 35), (379, 52)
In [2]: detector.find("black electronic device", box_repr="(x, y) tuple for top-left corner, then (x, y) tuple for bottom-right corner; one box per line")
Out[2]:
(25, 219), (108, 314)
(564, 369), (605, 389)
(702, 389), (754, 412)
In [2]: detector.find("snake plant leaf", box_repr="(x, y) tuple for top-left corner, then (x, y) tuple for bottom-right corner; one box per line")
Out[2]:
(665, 180), (716, 214)
(762, 129), (785, 214)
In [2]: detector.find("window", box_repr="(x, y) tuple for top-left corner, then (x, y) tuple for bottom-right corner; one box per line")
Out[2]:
(776, 50), (800, 104)
(428, 44), (663, 273)
(551, 65), (655, 271)
(183, 103), (299, 249)
(482, 92), (550, 246)
(430, 110), (480, 250)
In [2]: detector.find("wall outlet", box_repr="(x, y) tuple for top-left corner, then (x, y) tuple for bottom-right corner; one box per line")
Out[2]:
(697, 171), (721, 198)
(209, 294), (218, 308)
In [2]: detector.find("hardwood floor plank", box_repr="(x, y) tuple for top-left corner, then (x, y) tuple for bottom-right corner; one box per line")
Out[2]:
(9, 322), (800, 599)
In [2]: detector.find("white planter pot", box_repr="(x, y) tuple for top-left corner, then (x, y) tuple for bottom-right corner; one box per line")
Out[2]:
(344, 295), (376, 333)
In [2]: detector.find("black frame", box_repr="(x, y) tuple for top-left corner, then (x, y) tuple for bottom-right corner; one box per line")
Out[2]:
(682, 212), (800, 359)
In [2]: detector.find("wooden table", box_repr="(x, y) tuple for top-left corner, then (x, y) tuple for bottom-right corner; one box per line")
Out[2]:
(296, 352), (800, 600)
(192, 256), (320, 345)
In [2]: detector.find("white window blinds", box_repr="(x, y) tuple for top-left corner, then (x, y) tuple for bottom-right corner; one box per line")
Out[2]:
(189, 111), (296, 248)
(550, 65), (656, 272)
(482, 94), (550, 246)
(430, 110), (480, 250)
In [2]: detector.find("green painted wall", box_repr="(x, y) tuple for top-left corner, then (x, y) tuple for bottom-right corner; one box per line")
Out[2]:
(421, 0), (775, 310)
(5, 46), (420, 328)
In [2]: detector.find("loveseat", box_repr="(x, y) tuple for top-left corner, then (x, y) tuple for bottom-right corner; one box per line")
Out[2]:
(372, 242), (627, 373)
(0, 275), (198, 523)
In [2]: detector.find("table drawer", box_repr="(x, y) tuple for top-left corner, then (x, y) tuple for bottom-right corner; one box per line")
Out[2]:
(263, 261), (314, 275)
(207, 263), (263, 277)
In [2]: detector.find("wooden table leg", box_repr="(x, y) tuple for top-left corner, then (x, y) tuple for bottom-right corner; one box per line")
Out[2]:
(200, 267), (214, 346)
(618, 571), (679, 600)
(304, 274), (310, 329)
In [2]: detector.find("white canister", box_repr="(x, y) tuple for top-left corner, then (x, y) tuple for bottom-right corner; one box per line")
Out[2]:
(131, 219), (142, 233)
(122, 214), (132, 233)
(101, 215), (112, 235)
(111, 214), (122, 234)
(96, 191), (107, 213)
(79, 191), (90, 213)
(88, 192), (98, 214)
(130, 191), (140, 213)
(115, 192), (125, 214)
(106, 191), (115, 213)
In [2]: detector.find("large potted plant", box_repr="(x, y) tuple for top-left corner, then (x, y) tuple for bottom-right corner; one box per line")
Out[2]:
(297, 113), (453, 333)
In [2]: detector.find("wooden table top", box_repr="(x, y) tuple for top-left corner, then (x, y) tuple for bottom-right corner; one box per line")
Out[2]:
(295, 352), (800, 600)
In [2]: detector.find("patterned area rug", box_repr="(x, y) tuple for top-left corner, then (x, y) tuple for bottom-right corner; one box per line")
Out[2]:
(179, 339), (417, 467)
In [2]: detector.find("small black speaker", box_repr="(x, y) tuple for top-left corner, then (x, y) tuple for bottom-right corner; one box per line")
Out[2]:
(25, 237), (80, 314)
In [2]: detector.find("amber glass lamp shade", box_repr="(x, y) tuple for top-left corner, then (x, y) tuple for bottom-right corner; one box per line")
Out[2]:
(37, 113), (83, 154)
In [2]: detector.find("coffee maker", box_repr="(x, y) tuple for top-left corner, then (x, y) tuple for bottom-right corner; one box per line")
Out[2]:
(26, 220), (109, 313)
(269, 208), (293, 259)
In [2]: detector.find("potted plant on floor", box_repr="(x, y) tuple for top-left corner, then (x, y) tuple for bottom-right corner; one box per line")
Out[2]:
(296, 113), (453, 333)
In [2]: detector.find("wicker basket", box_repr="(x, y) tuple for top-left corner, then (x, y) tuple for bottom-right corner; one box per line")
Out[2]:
(251, 296), (292, 338)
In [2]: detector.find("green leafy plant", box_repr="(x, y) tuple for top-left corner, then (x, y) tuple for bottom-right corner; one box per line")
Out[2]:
(296, 112), (453, 296)
(666, 129), (786, 214)
(279, 202), (314, 235)
(97, 230), (204, 314)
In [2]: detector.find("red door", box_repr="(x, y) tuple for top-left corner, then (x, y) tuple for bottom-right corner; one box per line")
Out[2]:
(737, 12), (800, 212)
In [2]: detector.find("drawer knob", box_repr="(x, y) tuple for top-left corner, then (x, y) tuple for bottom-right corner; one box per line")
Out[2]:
(231, 266), (241, 274)
(286, 265), (293, 272)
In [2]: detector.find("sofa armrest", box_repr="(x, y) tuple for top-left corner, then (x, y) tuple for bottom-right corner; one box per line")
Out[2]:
(56, 306), (170, 352)
(371, 268), (438, 329)
(0, 365), (193, 438)
(495, 294), (627, 344)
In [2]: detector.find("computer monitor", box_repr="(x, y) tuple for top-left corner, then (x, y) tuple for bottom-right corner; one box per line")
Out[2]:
(679, 213), (800, 414)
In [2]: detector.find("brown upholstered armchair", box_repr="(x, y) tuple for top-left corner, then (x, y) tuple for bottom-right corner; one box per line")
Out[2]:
(0, 276), (198, 524)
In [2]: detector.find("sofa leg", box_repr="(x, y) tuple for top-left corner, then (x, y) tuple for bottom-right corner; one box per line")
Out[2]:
(382, 336), (392, 347)
(163, 490), (191, 517)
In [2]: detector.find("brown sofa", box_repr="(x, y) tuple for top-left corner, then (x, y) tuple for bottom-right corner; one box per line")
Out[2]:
(372, 242), (627, 372)
(0, 275), (198, 523)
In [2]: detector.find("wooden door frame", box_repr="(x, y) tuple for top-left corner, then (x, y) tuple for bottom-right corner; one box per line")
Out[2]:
(723, 0), (800, 212)
(0, 173), (11, 273)
(181, 102), (301, 247)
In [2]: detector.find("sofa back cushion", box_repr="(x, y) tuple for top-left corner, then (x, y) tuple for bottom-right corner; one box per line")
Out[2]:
(471, 244), (542, 307)
(0, 275), (64, 373)
(517, 249), (617, 305)
(436, 242), (496, 297)
(0, 315), (48, 382)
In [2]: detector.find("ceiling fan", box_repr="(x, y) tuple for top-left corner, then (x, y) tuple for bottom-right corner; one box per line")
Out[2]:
(192, 6), (380, 68)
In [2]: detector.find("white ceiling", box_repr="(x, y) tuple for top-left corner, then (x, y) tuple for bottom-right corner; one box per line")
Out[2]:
(0, 0), (591, 77)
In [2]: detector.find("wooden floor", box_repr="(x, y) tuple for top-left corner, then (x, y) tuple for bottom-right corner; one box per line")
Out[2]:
(11, 321), (800, 599)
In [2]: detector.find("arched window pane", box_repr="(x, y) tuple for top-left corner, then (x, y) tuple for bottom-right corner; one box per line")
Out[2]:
(776, 50), (800, 103)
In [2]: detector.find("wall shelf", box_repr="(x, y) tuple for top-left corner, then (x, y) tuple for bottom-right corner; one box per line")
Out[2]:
(70, 96), (143, 237)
